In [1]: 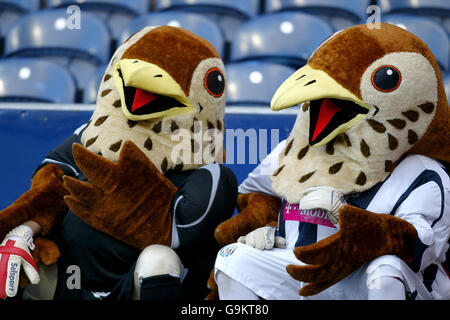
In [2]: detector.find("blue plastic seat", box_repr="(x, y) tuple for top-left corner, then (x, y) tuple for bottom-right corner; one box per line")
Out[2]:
(380, 0), (450, 34)
(0, 58), (76, 103)
(0, 0), (40, 38)
(225, 61), (296, 106)
(46, 0), (149, 43)
(444, 74), (450, 101)
(82, 64), (108, 104)
(4, 9), (111, 91)
(154, 0), (261, 44)
(265, 0), (370, 31)
(119, 12), (226, 58)
(382, 14), (450, 73)
(229, 11), (334, 68)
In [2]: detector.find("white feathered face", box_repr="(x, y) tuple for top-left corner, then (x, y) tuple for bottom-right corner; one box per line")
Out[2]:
(269, 26), (440, 204)
(81, 26), (226, 173)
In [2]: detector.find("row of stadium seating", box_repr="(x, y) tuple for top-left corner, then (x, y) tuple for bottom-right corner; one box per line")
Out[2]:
(0, 0), (449, 105)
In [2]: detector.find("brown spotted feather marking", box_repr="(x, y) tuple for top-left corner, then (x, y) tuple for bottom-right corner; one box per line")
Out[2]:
(94, 115), (109, 126)
(329, 162), (343, 174)
(388, 134), (398, 150)
(297, 145), (309, 160)
(109, 140), (122, 152)
(152, 121), (162, 133)
(299, 171), (315, 183)
(367, 119), (386, 133)
(387, 119), (406, 129)
(144, 137), (153, 151)
(85, 136), (98, 147)
(273, 165), (285, 176)
(284, 139), (294, 156)
(355, 172), (367, 185)
(418, 102), (434, 114)
(402, 110), (419, 122)
(360, 139), (371, 157)
(101, 89), (112, 97)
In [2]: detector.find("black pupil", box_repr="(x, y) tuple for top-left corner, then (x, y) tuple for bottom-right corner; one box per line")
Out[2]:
(373, 66), (400, 92)
(206, 69), (224, 96)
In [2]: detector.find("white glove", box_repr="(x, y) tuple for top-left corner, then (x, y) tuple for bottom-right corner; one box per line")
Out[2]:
(238, 226), (286, 250)
(0, 225), (40, 299)
(299, 186), (346, 225)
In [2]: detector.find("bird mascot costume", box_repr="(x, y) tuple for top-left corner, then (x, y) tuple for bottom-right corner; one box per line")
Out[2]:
(211, 23), (450, 300)
(0, 26), (237, 300)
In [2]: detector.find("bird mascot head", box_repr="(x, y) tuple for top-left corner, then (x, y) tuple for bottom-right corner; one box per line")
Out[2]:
(81, 26), (226, 172)
(270, 22), (450, 204)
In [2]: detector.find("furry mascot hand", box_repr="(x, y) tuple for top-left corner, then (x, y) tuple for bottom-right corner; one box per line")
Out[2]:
(286, 204), (418, 296)
(64, 141), (177, 250)
(214, 193), (281, 247)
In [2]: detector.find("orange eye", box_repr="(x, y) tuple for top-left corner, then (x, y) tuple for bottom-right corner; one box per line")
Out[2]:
(371, 65), (401, 92)
(204, 67), (225, 98)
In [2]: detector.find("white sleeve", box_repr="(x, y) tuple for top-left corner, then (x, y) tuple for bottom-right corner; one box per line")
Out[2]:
(393, 181), (450, 272)
(238, 139), (286, 197)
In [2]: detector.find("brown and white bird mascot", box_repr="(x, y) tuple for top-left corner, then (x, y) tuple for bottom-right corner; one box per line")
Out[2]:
(211, 23), (450, 300)
(0, 26), (237, 300)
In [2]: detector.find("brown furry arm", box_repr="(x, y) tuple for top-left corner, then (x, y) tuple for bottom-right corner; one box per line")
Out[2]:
(214, 193), (281, 247)
(286, 204), (418, 296)
(0, 164), (68, 240)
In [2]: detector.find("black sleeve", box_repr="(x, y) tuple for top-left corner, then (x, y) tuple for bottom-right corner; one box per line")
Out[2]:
(171, 164), (238, 250)
(33, 133), (82, 178)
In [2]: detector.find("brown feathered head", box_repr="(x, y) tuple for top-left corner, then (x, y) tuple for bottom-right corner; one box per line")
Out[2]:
(270, 23), (450, 203)
(81, 26), (226, 173)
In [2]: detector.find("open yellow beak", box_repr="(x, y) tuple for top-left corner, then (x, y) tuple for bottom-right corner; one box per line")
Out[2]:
(271, 65), (370, 146)
(113, 59), (193, 121)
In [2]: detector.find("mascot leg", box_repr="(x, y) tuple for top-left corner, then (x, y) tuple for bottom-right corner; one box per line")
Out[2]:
(23, 263), (57, 300)
(215, 270), (259, 300)
(132, 244), (183, 300)
(367, 264), (406, 300)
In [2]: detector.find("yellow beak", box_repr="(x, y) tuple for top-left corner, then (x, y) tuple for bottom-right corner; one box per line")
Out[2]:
(113, 59), (193, 121)
(271, 65), (370, 146)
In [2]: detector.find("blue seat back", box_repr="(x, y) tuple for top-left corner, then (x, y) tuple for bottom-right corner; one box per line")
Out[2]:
(265, 0), (370, 30)
(226, 61), (296, 106)
(46, 0), (149, 15)
(154, 0), (261, 18)
(4, 8), (111, 65)
(119, 12), (225, 58)
(0, 58), (76, 103)
(444, 74), (450, 101)
(230, 11), (333, 68)
(382, 14), (450, 72)
(380, 0), (450, 15)
(82, 64), (108, 104)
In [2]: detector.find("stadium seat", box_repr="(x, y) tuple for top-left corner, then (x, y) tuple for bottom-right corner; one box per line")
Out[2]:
(119, 12), (226, 58)
(4, 9), (111, 96)
(154, 0), (261, 46)
(82, 64), (108, 104)
(225, 61), (296, 106)
(444, 73), (450, 101)
(265, 0), (370, 31)
(0, 58), (76, 103)
(382, 14), (450, 73)
(229, 11), (334, 68)
(0, 0), (40, 55)
(380, 0), (450, 34)
(45, 0), (149, 45)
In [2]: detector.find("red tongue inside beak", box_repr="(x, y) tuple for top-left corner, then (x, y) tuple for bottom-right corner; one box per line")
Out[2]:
(132, 88), (158, 112)
(311, 98), (341, 142)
